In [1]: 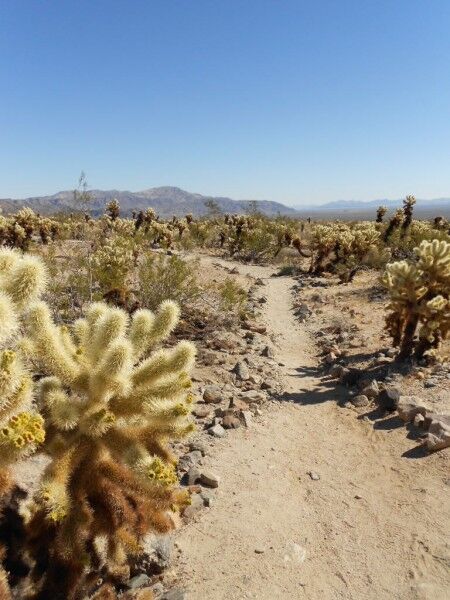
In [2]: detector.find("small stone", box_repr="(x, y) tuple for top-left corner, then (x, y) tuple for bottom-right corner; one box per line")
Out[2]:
(151, 582), (165, 597)
(351, 394), (369, 407)
(324, 352), (336, 365)
(378, 387), (401, 411)
(413, 413), (425, 428)
(199, 470), (220, 488)
(208, 424), (226, 438)
(162, 588), (187, 600)
(330, 364), (345, 378)
(254, 547), (265, 554)
(233, 361), (250, 381)
(397, 396), (428, 423)
(189, 440), (207, 455)
(308, 471), (320, 481)
(424, 379), (438, 388)
(354, 494), (363, 500)
(186, 466), (201, 486)
(193, 405), (212, 418)
(183, 493), (203, 520)
(385, 348), (397, 358)
(222, 414), (241, 429)
(127, 574), (151, 589)
(203, 385), (223, 404)
(360, 380), (379, 399)
(261, 345), (275, 358)
(241, 410), (252, 427)
(200, 490), (213, 507)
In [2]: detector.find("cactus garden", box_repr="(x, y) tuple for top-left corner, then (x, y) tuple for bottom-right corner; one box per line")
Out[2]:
(0, 198), (447, 598)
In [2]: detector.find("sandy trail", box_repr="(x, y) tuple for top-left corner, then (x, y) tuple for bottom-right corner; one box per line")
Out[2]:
(176, 259), (449, 600)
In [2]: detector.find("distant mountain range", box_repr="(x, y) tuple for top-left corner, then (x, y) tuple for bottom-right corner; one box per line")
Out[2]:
(298, 197), (450, 211)
(1, 187), (449, 219)
(0, 186), (298, 218)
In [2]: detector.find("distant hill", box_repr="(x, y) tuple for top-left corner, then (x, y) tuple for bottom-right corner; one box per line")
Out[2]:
(293, 197), (450, 220)
(0, 186), (299, 218)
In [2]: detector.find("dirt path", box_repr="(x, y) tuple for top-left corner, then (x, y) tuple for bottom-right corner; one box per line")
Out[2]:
(175, 259), (450, 600)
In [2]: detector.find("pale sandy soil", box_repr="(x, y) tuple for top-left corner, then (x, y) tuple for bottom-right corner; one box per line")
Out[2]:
(173, 258), (450, 600)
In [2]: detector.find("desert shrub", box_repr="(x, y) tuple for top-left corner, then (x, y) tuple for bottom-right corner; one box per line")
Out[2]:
(217, 277), (248, 313)
(138, 253), (200, 312)
(382, 239), (450, 359)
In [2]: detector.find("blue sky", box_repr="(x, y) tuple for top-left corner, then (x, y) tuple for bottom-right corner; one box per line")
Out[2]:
(1, 1), (449, 206)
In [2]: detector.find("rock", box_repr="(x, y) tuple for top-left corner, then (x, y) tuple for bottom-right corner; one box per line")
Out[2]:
(283, 542), (307, 565)
(200, 490), (213, 507)
(424, 379), (438, 388)
(261, 378), (277, 390)
(241, 410), (252, 427)
(258, 297), (268, 304)
(183, 493), (203, 520)
(199, 470), (220, 488)
(131, 534), (174, 576)
(240, 390), (266, 403)
(254, 547), (265, 554)
(189, 440), (208, 455)
(426, 418), (450, 451)
(208, 424), (226, 438)
(255, 278), (265, 286)
(203, 385), (223, 404)
(248, 374), (261, 385)
(233, 361), (250, 381)
(230, 266), (239, 274)
(376, 356), (393, 365)
(339, 367), (363, 386)
(385, 348), (397, 358)
(222, 414), (241, 429)
(324, 352), (336, 365)
(378, 387), (401, 411)
(397, 396), (429, 423)
(261, 345), (275, 358)
(360, 380), (379, 399)
(330, 364), (345, 378)
(308, 471), (320, 481)
(162, 588), (187, 600)
(177, 451), (202, 472)
(127, 574), (151, 589)
(210, 332), (241, 351)
(186, 466), (201, 486)
(151, 582), (165, 597)
(351, 394), (369, 407)
(414, 413), (425, 428)
(193, 405), (212, 419)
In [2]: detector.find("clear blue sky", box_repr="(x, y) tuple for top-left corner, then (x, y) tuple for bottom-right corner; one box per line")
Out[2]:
(1, 1), (449, 206)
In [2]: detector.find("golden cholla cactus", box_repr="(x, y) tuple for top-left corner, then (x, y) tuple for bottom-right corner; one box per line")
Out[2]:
(0, 249), (47, 598)
(91, 236), (134, 296)
(0, 250), (47, 478)
(106, 198), (120, 221)
(382, 239), (450, 358)
(23, 296), (196, 598)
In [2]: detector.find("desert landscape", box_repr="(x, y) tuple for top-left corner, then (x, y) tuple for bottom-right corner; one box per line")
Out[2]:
(0, 197), (447, 599)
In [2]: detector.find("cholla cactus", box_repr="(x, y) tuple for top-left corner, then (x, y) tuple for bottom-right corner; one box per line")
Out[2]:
(376, 206), (387, 223)
(91, 237), (134, 297)
(23, 297), (196, 597)
(0, 249), (47, 480)
(401, 195), (416, 235)
(383, 208), (403, 242)
(382, 239), (450, 359)
(0, 249), (47, 597)
(106, 199), (120, 221)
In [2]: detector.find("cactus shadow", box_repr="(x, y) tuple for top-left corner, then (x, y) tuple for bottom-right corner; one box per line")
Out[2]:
(372, 415), (404, 430)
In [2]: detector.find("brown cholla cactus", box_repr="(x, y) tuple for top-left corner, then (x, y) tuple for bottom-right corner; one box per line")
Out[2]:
(376, 206), (387, 223)
(106, 199), (120, 222)
(401, 195), (416, 235)
(383, 208), (404, 242)
(23, 295), (196, 598)
(382, 239), (450, 359)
